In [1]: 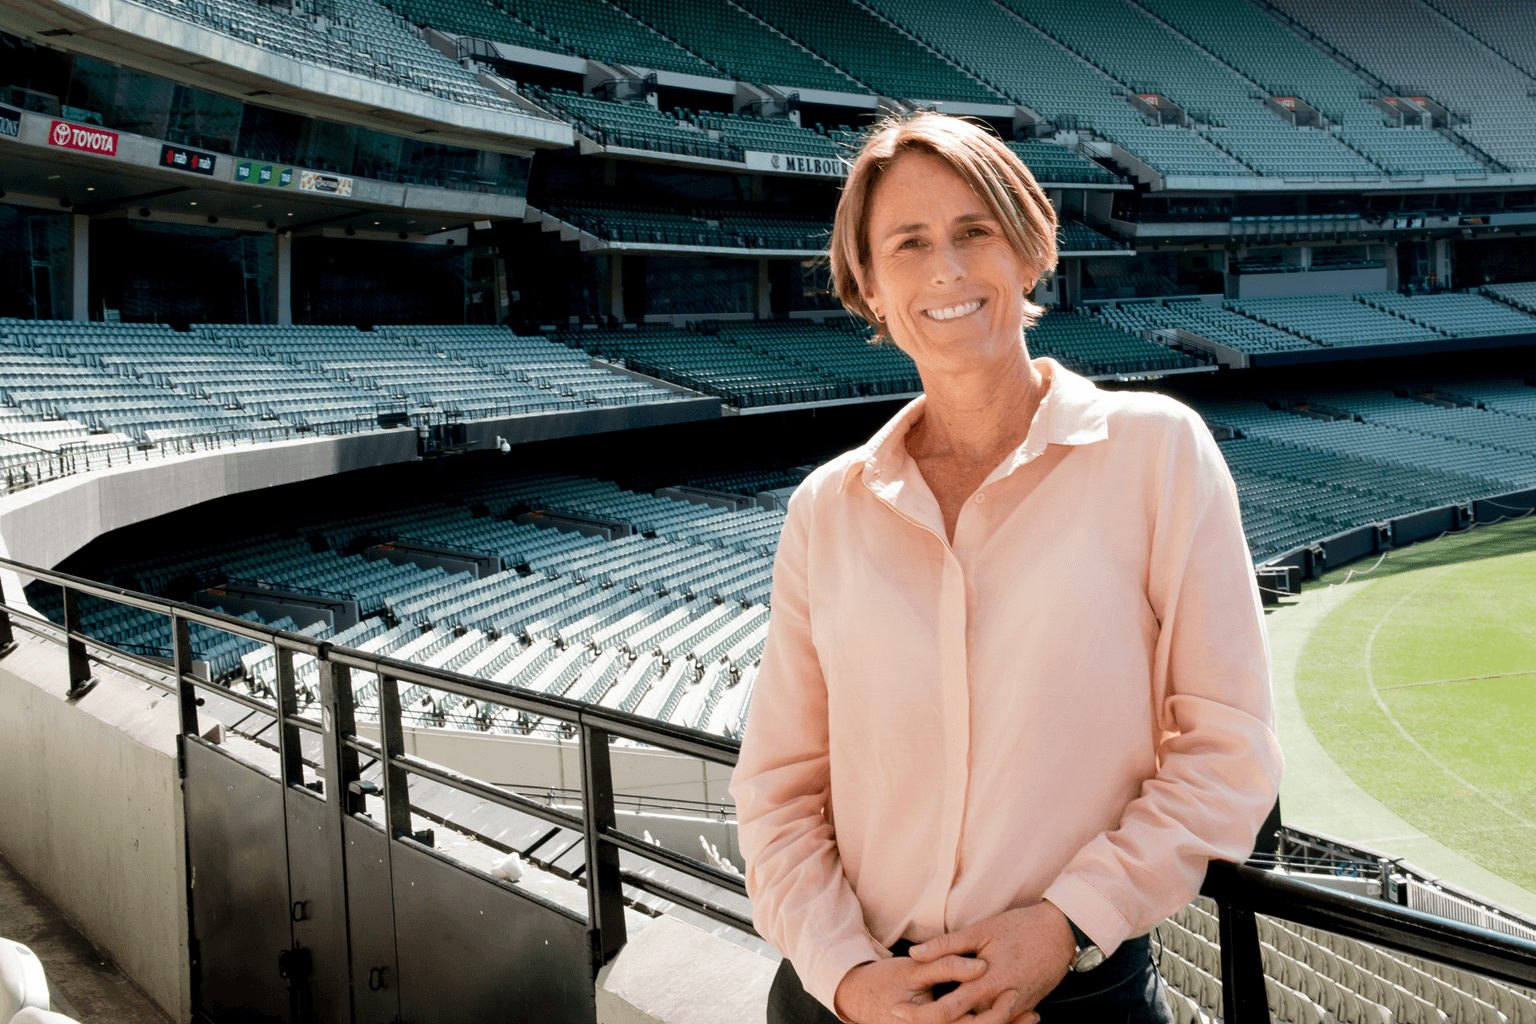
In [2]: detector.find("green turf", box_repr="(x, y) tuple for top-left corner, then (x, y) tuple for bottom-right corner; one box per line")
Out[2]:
(1295, 518), (1536, 895)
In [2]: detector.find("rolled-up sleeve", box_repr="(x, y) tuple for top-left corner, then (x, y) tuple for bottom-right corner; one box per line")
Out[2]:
(1042, 411), (1284, 953)
(729, 482), (889, 1016)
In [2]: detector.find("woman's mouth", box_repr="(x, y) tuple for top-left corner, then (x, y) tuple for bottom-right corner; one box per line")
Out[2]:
(923, 298), (985, 322)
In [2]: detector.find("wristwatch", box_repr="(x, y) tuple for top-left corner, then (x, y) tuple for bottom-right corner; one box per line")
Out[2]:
(1066, 918), (1106, 973)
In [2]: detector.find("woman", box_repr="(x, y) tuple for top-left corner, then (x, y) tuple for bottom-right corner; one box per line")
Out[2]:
(729, 113), (1282, 1024)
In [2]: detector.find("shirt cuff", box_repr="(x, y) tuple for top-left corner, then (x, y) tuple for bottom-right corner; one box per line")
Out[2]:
(1042, 873), (1133, 958)
(808, 933), (893, 1022)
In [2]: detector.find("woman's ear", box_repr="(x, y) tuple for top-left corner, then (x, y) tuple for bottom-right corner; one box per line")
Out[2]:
(856, 264), (882, 322)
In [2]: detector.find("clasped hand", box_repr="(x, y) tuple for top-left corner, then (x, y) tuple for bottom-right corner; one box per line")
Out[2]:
(832, 902), (1075, 1024)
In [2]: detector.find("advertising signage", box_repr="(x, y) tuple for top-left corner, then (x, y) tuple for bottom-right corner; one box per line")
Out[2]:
(161, 144), (217, 175)
(236, 161), (295, 188)
(743, 150), (847, 178)
(0, 104), (20, 140)
(49, 119), (119, 156)
(299, 171), (353, 196)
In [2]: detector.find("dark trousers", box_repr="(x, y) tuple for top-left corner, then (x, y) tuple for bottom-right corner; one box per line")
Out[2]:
(767, 934), (1173, 1024)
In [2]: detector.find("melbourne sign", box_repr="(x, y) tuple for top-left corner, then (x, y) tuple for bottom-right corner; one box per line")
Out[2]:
(743, 150), (847, 178)
(161, 144), (216, 175)
(0, 104), (21, 140)
(236, 162), (295, 187)
(48, 119), (119, 156)
(299, 171), (353, 197)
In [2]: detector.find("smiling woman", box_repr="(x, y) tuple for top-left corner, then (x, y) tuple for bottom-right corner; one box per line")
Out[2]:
(731, 112), (1284, 1024)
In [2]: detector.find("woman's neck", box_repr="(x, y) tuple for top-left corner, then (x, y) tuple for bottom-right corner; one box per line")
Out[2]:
(907, 341), (1045, 468)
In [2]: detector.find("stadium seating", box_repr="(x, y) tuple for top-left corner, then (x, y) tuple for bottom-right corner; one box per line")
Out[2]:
(860, 0), (1255, 178)
(1059, 221), (1126, 252)
(0, 322), (686, 453)
(1028, 310), (1205, 376)
(1097, 299), (1322, 354)
(1154, 898), (1536, 1024)
(538, 199), (829, 251)
(1269, 0), (1536, 170)
(606, 0), (862, 93)
(479, 0), (720, 77)
(135, 0), (517, 111)
(1355, 292), (1536, 338)
(1426, 0), (1536, 82)
(999, 0), (1382, 179)
(1007, 141), (1121, 185)
(1226, 295), (1446, 347)
(691, 113), (844, 159)
(526, 88), (738, 160)
(377, 0), (557, 51)
(1482, 281), (1536, 317)
(1134, 0), (1485, 177)
(734, 0), (1003, 104)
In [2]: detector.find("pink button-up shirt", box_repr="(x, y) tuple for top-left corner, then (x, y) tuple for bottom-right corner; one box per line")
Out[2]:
(729, 360), (1284, 1014)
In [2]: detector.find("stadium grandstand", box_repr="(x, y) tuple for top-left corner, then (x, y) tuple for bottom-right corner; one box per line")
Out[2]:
(1, 0), (1535, 1020)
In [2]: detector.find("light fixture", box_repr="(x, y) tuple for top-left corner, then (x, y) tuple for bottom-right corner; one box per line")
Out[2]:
(253, 203), (263, 209)
(190, 201), (198, 206)
(86, 186), (95, 191)
(373, 220), (380, 225)
(47, 174), (60, 180)
(287, 212), (294, 216)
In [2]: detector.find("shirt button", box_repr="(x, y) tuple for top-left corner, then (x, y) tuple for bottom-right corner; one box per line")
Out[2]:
(974, 492), (986, 504)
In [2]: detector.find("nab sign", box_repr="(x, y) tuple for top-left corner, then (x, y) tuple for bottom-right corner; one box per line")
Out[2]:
(161, 144), (217, 175)
(48, 120), (119, 156)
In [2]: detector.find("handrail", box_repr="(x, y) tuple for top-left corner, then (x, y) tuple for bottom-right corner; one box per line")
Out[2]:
(1, 553), (1533, 1017)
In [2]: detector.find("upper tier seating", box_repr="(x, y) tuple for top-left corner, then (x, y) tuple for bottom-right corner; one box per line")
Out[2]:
(527, 88), (738, 160)
(1425, 0), (1536, 81)
(538, 199), (829, 250)
(1135, 0), (1484, 177)
(491, 0), (719, 76)
(1007, 141), (1121, 184)
(734, 0), (1003, 104)
(860, 0), (1253, 178)
(1226, 295), (1445, 347)
(1355, 292), (1536, 338)
(134, 0), (517, 111)
(1430, 375), (1536, 421)
(1269, 0), (1536, 170)
(606, 0), (861, 92)
(377, 0), (557, 50)
(997, 0), (1384, 179)
(692, 113), (843, 159)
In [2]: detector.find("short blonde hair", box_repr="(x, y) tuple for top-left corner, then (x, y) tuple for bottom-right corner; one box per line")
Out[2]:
(830, 113), (1058, 339)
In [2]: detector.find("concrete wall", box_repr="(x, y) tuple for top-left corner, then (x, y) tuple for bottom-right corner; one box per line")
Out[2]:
(0, 429), (418, 577)
(0, 634), (191, 1022)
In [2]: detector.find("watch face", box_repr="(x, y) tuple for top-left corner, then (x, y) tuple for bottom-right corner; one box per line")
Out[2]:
(1074, 946), (1107, 972)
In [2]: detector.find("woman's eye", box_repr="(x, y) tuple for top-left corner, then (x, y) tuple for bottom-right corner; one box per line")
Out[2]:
(898, 237), (923, 249)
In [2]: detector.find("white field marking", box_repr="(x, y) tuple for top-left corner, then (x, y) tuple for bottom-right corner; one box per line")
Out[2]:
(1364, 563), (1535, 830)
(1378, 669), (1536, 691)
(1356, 834), (1429, 843)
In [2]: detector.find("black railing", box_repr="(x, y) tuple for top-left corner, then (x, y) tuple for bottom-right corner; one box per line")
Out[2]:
(1, 555), (1533, 1022)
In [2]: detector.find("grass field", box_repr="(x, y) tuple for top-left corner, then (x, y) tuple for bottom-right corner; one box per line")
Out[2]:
(1295, 517), (1536, 896)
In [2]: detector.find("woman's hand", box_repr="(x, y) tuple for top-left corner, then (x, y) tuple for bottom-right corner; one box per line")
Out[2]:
(833, 954), (1033, 1024)
(897, 901), (1077, 1024)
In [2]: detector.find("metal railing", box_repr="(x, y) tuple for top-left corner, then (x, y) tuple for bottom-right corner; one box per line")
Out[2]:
(1, 555), (1533, 1022)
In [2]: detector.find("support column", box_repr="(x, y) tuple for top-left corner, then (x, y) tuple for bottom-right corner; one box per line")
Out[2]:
(1432, 238), (1452, 289)
(274, 231), (293, 325)
(756, 259), (771, 319)
(68, 214), (89, 321)
(606, 254), (624, 321)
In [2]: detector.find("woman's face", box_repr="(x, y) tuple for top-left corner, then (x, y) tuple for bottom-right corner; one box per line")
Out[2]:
(859, 151), (1036, 377)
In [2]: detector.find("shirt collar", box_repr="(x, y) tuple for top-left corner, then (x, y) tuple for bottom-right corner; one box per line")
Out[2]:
(837, 358), (1110, 493)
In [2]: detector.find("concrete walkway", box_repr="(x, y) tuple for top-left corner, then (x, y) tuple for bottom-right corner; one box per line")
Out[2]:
(1265, 581), (1536, 920)
(0, 851), (172, 1024)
